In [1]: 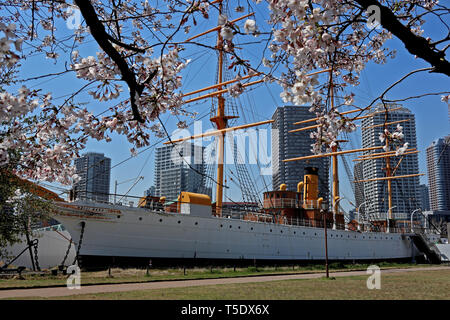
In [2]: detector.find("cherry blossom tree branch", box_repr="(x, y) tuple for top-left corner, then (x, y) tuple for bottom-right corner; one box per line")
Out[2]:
(74, 0), (151, 123)
(354, 0), (450, 76)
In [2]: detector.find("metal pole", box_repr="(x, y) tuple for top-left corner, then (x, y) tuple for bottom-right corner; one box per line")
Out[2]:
(410, 209), (421, 233)
(323, 209), (329, 278)
(114, 180), (117, 204)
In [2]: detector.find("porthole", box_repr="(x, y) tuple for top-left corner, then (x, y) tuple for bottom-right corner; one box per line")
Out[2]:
(270, 229), (272, 232)
(139, 217), (142, 221)
(159, 219), (163, 222)
(195, 222), (198, 225)
(117, 215), (121, 219)
(251, 227), (254, 230)
(303, 232), (306, 235)
(229, 225), (232, 228)
(238, 226), (241, 229)
(294, 231), (296, 234)
(281, 230), (283, 233)
(220, 224), (223, 228)
(178, 221), (181, 224)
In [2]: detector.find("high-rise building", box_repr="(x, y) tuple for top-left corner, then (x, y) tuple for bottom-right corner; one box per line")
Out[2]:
(154, 142), (208, 201)
(426, 135), (450, 211)
(144, 186), (156, 197)
(360, 104), (420, 219)
(74, 152), (111, 202)
(354, 161), (366, 215)
(272, 105), (329, 202)
(418, 184), (431, 211)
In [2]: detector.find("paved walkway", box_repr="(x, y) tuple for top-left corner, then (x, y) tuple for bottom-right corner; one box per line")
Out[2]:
(1, 266), (449, 299)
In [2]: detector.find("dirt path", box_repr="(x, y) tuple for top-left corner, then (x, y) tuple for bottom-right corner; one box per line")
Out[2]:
(1, 266), (449, 299)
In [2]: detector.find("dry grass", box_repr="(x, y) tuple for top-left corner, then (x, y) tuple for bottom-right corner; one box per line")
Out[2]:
(0, 262), (431, 290)
(47, 269), (450, 300)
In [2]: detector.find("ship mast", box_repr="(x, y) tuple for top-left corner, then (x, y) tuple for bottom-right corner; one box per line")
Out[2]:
(329, 71), (340, 223)
(211, 1), (226, 215)
(164, 5), (271, 216)
(354, 116), (423, 231)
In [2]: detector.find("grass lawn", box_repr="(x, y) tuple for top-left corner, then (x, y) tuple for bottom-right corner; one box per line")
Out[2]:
(0, 262), (427, 290)
(48, 269), (450, 300)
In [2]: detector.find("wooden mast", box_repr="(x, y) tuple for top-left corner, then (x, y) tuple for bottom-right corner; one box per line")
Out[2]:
(329, 71), (339, 224)
(211, 2), (226, 216)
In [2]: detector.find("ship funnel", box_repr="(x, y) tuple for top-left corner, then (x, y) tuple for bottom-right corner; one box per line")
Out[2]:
(303, 167), (319, 201)
(279, 184), (287, 191)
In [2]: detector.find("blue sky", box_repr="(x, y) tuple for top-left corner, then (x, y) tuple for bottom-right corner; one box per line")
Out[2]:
(16, 3), (450, 211)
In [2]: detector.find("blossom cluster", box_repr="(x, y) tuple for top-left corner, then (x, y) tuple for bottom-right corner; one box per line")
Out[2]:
(0, 0), (445, 186)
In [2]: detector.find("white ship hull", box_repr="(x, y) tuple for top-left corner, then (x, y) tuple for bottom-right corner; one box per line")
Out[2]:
(51, 201), (439, 266)
(1, 227), (76, 269)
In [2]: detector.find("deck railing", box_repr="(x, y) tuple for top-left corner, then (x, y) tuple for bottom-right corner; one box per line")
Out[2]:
(69, 197), (437, 235)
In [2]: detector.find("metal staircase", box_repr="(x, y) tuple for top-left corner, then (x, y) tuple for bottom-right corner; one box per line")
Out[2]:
(410, 231), (442, 264)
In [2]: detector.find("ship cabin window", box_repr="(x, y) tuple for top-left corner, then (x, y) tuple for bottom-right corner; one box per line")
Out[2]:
(276, 193), (280, 198)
